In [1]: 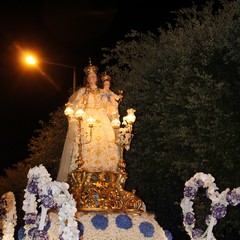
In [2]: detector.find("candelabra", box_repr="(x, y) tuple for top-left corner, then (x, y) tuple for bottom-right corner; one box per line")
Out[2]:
(64, 103), (95, 169)
(111, 108), (136, 172)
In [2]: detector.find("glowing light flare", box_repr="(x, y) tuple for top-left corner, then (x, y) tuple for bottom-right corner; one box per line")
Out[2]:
(87, 117), (96, 127)
(75, 109), (85, 119)
(125, 108), (136, 124)
(25, 55), (37, 65)
(111, 119), (121, 129)
(64, 106), (74, 116)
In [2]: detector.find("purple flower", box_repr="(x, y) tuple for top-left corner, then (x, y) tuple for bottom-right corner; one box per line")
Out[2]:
(116, 214), (133, 229)
(27, 178), (39, 194)
(24, 212), (37, 225)
(40, 194), (55, 208)
(185, 212), (195, 225)
(195, 179), (204, 187)
(212, 203), (227, 220)
(192, 228), (204, 239)
(91, 214), (108, 230)
(226, 190), (240, 206)
(184, 186), (197, 198)
(139, 222), (155, 237)
(28, 227), (48, 240)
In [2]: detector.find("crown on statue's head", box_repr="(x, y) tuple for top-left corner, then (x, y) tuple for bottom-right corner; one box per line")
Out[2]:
(101, 71), (112, 82)
(84, 58), (98, 75)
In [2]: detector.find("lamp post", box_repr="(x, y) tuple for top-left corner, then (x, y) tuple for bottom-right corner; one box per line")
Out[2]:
(25, 55), (76, 93)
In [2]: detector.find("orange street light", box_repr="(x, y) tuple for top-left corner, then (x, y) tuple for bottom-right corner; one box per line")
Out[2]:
(25, 56), (37, 65)
(24, 55), (76, 93)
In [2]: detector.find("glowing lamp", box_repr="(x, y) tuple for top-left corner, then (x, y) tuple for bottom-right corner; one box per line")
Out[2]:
(125, 108), (136, 124)
(87, 117), (96, 127)
(75, 109), (85, 119)
(111, 119), (121, 129)
(64, 106), (74, 116)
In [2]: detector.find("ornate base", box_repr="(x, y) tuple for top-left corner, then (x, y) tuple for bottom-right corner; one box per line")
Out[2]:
(68, 169), (145, 212)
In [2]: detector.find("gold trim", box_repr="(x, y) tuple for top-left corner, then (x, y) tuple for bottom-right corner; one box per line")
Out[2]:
(68, 170), (145, 213)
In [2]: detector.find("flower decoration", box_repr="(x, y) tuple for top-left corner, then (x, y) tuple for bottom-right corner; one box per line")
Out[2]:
(181, 172), (240, 240)
(91, 214), (109, 230)
(139, 221), (155, 237)
(116, 214), (133, 229)
(116, 126), (133, 150)
(23, 164), (79, 240)
(73, 212), (168, 239)
(0, 192), (17, 240)
(77, 221), (84, 237)
(164, 230), (173, 240)
(17, 226), (26, 240)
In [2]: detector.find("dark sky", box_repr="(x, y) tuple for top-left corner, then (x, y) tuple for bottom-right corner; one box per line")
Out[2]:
(0, 0), (201, 173)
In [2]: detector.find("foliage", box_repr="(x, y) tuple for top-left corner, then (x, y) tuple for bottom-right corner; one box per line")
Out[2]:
(25, 106), (67, 179)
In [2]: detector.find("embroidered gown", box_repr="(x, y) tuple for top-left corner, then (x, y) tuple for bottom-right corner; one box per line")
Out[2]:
(57, 86), (119, 182)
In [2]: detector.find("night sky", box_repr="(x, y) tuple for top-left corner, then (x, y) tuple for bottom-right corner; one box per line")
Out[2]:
(0, 0), (201, 173)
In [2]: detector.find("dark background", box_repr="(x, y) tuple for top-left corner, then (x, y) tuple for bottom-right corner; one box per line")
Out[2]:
(0, 0), (199, 172)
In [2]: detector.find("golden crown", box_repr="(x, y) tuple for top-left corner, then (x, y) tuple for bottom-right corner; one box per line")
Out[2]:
(84, 58), (98, 75)
(101, 71), (112, 82)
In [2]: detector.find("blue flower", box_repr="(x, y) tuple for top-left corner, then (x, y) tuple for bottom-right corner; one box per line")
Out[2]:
(91, 214), (108, 230)
(44, 219), (51, 231)
(78, 221), (84, 237)
(18, 226), (26, 240)
(116, 214), (133, 229)
(164, 230), (173, 240)
(139, 221), (154, 237)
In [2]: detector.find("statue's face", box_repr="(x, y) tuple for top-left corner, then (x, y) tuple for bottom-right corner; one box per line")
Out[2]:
(87, 72), (97, 85)
(103, 80), (110, 89)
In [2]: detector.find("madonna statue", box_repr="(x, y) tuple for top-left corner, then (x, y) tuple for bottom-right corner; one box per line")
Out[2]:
(57, 60), (120, 182)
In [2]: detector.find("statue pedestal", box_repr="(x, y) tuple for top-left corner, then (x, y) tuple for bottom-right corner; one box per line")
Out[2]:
(68, 169), (145, 213)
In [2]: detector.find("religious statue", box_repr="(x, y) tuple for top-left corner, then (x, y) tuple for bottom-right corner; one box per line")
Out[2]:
(57, 60), (120, 182)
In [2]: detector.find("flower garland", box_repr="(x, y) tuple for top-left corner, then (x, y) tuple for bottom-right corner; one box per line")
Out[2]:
(22, 164), (79, 240)
(116, 125), (133, 150)
(70, 212), (168, 240)
(0, 191), (17, 240)
(180, 172), (240, 240)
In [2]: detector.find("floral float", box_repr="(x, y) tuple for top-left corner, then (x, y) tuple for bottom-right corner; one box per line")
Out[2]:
(181, 172), (240, 240)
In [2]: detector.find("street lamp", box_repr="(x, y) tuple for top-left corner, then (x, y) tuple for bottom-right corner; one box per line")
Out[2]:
(24, 55), (76, 93)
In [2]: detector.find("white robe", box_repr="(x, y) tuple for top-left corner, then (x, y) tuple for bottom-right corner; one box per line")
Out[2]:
(57, 86), (119, 182)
